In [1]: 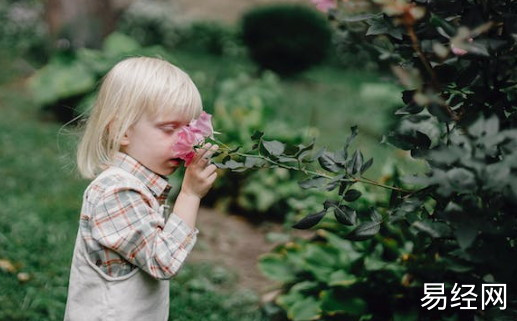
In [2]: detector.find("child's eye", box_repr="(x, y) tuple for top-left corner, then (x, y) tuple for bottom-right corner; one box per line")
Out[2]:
(160, 126), (176, 133)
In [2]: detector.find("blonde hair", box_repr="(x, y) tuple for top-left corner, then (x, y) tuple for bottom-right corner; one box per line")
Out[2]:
(76, 56), (203, 179)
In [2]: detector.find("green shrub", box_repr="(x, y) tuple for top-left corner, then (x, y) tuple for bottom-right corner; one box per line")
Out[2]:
(175, 21), (245, 57)
(241, 4), (332, 76)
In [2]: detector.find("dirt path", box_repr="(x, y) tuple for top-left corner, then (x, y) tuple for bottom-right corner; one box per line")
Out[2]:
(188, 207), (312, 295)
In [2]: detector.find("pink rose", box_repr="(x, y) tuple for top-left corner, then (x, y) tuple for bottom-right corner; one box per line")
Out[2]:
(171, 111), (214, 166)
(311, 0), (336, 12)
(190, 111), (214, 138)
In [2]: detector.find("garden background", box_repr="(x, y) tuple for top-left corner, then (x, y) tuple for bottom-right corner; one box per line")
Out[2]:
(1, 0), (515, 320)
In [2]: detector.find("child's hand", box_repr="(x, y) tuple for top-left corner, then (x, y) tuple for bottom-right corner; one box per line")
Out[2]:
(180, 143), (219, 199)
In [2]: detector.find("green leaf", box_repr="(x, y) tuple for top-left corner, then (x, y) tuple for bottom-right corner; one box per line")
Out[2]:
(429, 14), (456, 37)
(447, 168), (476, 192)
(299, 176), (327, 189)
(262, 140), (285, 156)
(319, 152), (340, 173)
(103, 32), (141, 56)
(223, 160), (244, 169)
(295, 140), (315, 158)
(370, 208), (382, 222)
(348, 151), (363, 175)
(30, 59), (96, 105)
(360, 158), (374, 174)
(292, 210), (327, 229)
(328, 270), (357, 287)
(344, 189), (362, 202)
(334, 205), (357, 226)
(258, 253), (296, 282)
(288, 297), (321, 321)
(348, 221), (381, 240)
(412, 220), (451, 238)
(343, 126), (358, 159)
(251, 130), (264, 140)
(244, 156), (259, 168)
(366, 16), (403, 40)
(320, 290), (366, 315)
(455, 225), (478, 250)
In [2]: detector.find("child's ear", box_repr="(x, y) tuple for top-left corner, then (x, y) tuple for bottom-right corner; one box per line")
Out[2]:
(119, 132), (130, 146)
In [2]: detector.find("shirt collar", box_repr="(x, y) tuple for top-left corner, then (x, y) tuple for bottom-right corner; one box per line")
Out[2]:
(111, 152), (172, 203)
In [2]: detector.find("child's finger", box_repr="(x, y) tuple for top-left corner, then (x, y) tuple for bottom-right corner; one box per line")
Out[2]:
(202, 164), (217, 176)
(206, 171), (218, 185)
(197, 145), (218, 165)
(192, 143), (212, 164)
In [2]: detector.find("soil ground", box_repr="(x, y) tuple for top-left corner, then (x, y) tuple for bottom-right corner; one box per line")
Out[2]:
(188, 207), (305, 296)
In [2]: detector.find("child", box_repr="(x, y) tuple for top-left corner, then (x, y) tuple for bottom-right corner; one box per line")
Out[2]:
(64, 57), (218, 321)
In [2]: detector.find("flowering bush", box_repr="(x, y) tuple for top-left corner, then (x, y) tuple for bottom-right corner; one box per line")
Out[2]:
(213, 0), (517, 319)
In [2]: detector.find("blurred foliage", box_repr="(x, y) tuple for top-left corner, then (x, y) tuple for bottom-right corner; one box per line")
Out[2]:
(0, 0), (50, 65)
(174, 21), (245, 57)
(205, 72), (319, 220)
(117, 1), (245, 58)
(116, 0), (182, 49)
(29, 32), (173, 123)
(241, 4), (332, 77)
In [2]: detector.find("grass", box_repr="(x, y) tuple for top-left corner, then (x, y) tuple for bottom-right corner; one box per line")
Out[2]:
(0, 79), (265, 321)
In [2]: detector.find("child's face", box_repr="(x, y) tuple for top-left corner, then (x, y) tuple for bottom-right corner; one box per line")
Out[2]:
(120, 111), (191, 176)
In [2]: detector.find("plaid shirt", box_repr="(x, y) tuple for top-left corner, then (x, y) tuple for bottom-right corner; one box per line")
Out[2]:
(79, 152), (198, 279)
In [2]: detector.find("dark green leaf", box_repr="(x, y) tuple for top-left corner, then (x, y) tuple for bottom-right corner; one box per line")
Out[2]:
(360, 157), (373, 174)
(455, 225), (478, 250)
(349, 151), (363, 175)
(344, 189), (362, 202)
(412, 220), (451, 238)
(429, 14), (456, 37)
(447, 168), (476, 191)
(228, 146), (241, 153)
(334, 205), (357, 226)
(263, 140), (285, 156)
(370, 208), (382, 222)
(244, 156), (259, 168)
(292, 210), (327, 229)
(299, 176), (327, 189)
(294, 141), (315, 158)
(395, 103), (424, 115)
(366, 16), (403, 40)
(348, 221), (381, 240)
(323, 200), (338, 209)
(251, 131), (264, 140)
(343, 126), (358, 159)
(319, 152), (340, 173)
(428, 103), (453, 122)
(224, 160), (243, 170)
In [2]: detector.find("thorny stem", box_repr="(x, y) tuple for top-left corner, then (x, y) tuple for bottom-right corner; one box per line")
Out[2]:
(203, 139), (412, 194)
(405, 24), (459, 122)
